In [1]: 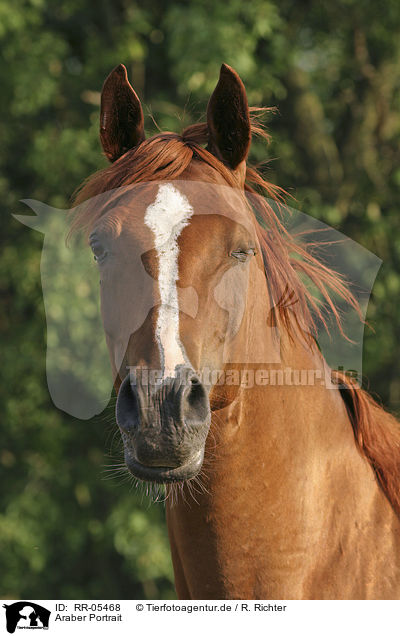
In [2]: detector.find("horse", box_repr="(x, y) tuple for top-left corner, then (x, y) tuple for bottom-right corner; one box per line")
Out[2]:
(71, 63), (400, 599)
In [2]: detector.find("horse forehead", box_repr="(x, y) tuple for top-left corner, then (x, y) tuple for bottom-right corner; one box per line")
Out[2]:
(141, 180), (254, 237)
(144, 182), (194, 241)
(97, 179), (254, 242)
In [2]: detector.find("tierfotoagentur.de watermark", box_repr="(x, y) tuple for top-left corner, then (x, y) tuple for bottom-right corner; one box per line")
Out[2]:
(126, 365), (360, 389)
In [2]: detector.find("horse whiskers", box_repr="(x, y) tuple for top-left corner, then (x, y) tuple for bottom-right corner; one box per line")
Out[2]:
(101, 470), (131, 484)
(113, 472), (168, 506)
(101, 463), (127, 471)
(183, 480), (200, 506)
(187, 473), (210, 499)
(157, 470), (211, 509)
(106, 431), (124, 455)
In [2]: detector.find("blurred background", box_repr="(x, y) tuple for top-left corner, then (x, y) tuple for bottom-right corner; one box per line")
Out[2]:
(1, 0), (399, 599)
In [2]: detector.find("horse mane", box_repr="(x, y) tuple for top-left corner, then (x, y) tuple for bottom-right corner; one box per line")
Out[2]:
(71, 108), (400, 516)
(335, 371), (400, 517)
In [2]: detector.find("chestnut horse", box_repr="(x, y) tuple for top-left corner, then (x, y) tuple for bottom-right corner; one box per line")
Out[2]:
(72, 63), (400, 599)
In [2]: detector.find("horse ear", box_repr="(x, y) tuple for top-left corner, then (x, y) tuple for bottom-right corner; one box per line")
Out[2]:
(207, 64), (251, 170)
(100, 64), (145, 163)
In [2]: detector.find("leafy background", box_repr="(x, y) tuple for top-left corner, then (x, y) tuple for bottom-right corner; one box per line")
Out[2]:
(1, 0), (399, 599)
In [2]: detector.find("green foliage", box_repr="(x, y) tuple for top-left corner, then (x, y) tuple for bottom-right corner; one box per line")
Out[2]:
(1, 0), (399, 599)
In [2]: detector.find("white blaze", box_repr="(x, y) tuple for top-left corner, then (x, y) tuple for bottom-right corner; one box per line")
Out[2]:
(144, 183), (194, 377)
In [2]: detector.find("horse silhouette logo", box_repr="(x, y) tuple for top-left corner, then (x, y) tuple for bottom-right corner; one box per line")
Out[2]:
(14, 187), (381, 419)
(3, 602), (50, 633)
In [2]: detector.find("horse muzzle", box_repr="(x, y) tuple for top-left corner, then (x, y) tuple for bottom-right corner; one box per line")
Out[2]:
(115, 366), (211, 483)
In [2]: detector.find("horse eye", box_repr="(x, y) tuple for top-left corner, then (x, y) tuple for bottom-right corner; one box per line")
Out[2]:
(90, 239), (108, 263)
(231, 248), (256, 262)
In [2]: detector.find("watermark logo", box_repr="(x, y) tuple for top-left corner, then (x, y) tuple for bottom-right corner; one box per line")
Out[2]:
(13, 182), (381, 418)
(3, 602), (51, 633)
(127, 364), (359, 389)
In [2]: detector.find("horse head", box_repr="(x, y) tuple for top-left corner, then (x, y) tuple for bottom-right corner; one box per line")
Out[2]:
(74, 64), (273, 483)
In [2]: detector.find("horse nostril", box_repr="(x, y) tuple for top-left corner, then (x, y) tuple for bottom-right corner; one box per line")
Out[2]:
(116, 374), (140, 433)
(184, 378), (210, 424)
(187, 381), (203, 406)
